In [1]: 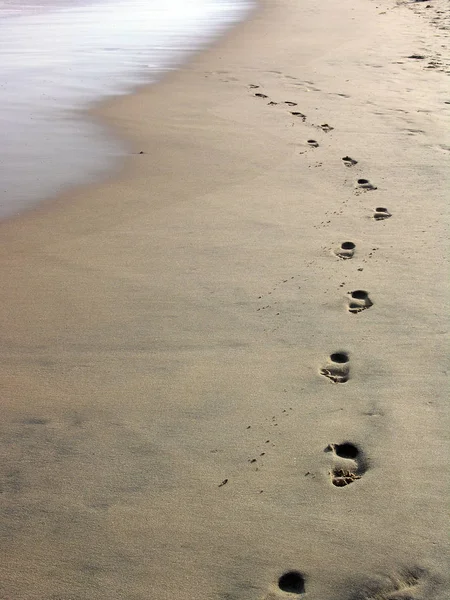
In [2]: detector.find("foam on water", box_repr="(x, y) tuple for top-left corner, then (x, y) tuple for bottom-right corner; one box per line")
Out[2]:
(0, 0), (254, 218)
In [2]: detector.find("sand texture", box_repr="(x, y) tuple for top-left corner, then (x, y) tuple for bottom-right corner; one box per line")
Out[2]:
(0, 0), (449, 598)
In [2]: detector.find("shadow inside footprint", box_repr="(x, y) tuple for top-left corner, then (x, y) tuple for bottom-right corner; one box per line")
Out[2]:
(335, 241), (355, 259)
(290, 111), (306, 121)
(342, 156), (358, 166)
(348, 290), (373, 313)
(325, 442), (366, 487)
(320, 352), (350, 383)
(357, 178), (377, 190)
(284, 101), (297, 106)
(278, 571), (306, 595)
(255, 92), (268, 98)
(373, 207), (391, 220)
(332, 442), (359, 460)
(308, 139), (319, 148)
(318, 123), (334, 132)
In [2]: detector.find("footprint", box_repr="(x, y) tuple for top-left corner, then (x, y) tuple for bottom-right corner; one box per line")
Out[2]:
(335, 241), (355, 259)
(373, 207), (391, 220)
(255, 92), (269, 98)
(342, 155), (358, 166)
(357, 178), (377, 190)
(320, 352), (350, 384)
(347, 290), (373, 313)
(318, 123), (334, 132)
(248, 84), (260, 88)
(290, 111), (306, 121)
(348, 567), (428, 600)
(268, 101), (278, 106)
(278, 571), (306, 595)
(408, 53), (426, 59)
(307, 139), (319, 148)
(325, 442), (366, 487)
(284, 101), (298, 106)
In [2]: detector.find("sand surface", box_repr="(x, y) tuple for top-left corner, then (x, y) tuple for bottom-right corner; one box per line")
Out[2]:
(0, 0), (449, 598)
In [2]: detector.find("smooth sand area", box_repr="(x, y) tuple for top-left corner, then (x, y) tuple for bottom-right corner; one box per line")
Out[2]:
(0, 0), (449, 598)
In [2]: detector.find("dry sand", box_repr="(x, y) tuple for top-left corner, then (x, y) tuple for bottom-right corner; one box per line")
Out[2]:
(0, 0), (449, 598)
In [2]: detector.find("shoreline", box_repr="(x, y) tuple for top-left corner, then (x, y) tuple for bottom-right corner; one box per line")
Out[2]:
(0, 0), (261, 232)
(0, 0), (256, 221)
(1, 0), (448, 598)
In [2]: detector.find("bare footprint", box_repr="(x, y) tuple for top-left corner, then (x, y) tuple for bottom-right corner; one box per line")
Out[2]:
(347, 290), (373, 314)
(255, 92), (269, 98)
(263, 571), (307, 599)
(342, 156), (358, 166)
(284, 101), (298, 106)
(335, 241), (356, 259)
(248, 84), (260, 88)
(318, 123), (334, 132)
(349, 567), (429, 600)
(320, 352), (350, 383)
(308, 139), (319, 148)
(290, 111), (306, 121)
(357, 178), (377, 190)
(325, 441), (366, 487)
(373, 207), (391, 220)
(278, 571), (306, 595)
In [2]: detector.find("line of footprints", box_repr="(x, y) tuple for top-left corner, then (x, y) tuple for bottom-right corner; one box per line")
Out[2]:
(245, 84), (421, 600)
(214, 81), (424, 598)
(251, 83), (393, 223)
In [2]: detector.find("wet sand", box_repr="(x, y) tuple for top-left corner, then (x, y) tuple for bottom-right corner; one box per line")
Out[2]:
(0, 0), (252, 218)
(0, 0), (449, 598)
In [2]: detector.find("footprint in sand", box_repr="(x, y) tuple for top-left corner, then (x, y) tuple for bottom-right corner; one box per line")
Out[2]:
(263, 571), (306, 599)
(284, 101), (298, 106)
(347, 290), (373, 314)
(278, 571), (306, 595)
(248, 84), (260, 88)
(255, 92), (269, 98)
(307, 139), (319, 148)
(335, 241), (356, 259)
(290, 111), (306, 121)
(325, 441), (366, 487)
(318, 123), (334, 132)
(373, 207), (391, 220)
(320, 352), (350, 384)
(342, 155), (358, 166)
(357, 178), (377, 190)
(349, 567), (429, 600)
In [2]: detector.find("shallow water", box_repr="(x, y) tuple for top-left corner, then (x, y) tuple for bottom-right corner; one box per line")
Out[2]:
(0, 0), (254, 218)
